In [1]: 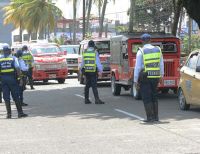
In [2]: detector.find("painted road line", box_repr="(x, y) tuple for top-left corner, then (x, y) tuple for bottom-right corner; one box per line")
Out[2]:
(115, 109), (144, 121)
(75, 94), (85, 99)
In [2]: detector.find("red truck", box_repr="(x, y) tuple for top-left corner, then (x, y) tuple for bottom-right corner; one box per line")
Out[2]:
(29, 43), (68, 84)
(110, 32), (181, 99)
(78, 38), (111, 84)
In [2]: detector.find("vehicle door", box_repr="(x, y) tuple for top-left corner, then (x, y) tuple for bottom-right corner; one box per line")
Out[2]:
(191, 54), (200, 104)
(181, 53), (198, 104)
(122, 42), (129, 80)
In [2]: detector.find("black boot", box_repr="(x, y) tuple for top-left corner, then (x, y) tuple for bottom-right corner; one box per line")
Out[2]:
(85, 99), (92, 104)
(15, 102), (28, 118)
(5, 102), (11, 119)
(153, 101), (159, 121)
(95, 99), (105, 104)
(143, 103), (154, 122)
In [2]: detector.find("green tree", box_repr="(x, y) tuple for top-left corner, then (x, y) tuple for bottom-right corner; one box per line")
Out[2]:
(22, 0), (61, 39)
(3, 0), (32, 42)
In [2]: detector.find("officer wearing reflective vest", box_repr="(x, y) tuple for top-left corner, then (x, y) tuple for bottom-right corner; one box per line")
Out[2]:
(134, 33), (164, 122)
(81, 40), (105, 104)
(22, 45), (34, 90)
(0, 46), (28, 118)
(16, 50), (29, 106)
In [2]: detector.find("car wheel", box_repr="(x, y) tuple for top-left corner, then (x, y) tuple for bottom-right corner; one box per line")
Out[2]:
(57, 78), (65, 84)
(131, 82), (141, 100)
(178, 88), (190, 110)
(111, 75), (121, 96)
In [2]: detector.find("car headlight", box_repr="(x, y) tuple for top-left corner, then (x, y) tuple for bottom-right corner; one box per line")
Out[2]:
(61, 62), (67, 68)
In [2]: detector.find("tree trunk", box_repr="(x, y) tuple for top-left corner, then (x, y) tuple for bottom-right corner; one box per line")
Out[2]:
(172, 0), (183, 36)
(99, 0), (107, 38)
(86, 0), (92, 33)
(19, 21), (23, 42)
(83, 0), (86, 40)
(73, 0), (77, 44)
(128, 0), (135, 32)
(178, 8), (184, 36)
(188, 16), (192, 53)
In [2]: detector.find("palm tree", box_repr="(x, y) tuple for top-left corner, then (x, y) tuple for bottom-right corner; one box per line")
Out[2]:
(22, 0), (61, 39)
(3, 0), (32, 42)
(86, 0), (92, 33)
(67, 0), (78, 44)
(128, 0), (135, 32)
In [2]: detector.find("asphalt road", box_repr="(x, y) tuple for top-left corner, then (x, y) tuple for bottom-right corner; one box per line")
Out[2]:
(0, 76), (200, 154)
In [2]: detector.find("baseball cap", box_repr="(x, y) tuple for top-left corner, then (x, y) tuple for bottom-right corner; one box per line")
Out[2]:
(141, 33), (151, 42)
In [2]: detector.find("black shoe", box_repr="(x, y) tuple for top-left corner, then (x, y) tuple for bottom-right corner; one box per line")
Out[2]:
(85, 99), (92, 104)
(21, 102), (28, 106)
(6, 114), (11, 119)
(95, 99), (105, 104)
(31, 87), (35, 90)
(142, 118), (154, 123)
(18, 113), (28, 118)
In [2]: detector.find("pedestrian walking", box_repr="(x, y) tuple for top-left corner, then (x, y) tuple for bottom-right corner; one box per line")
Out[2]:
(16, 50), (28, 106)
(0, 46), (28, 119)
(134, 33), (164, 122)
(22, 45), (35, 90)
(81, 40), (105, 104)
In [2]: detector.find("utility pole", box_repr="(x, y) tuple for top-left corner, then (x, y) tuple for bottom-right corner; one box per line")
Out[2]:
(188, 16), (192, 54)
(83, 0), (86, 40)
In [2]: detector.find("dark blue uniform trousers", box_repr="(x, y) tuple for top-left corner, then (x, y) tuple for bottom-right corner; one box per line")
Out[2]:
(1, 75), (20, 103)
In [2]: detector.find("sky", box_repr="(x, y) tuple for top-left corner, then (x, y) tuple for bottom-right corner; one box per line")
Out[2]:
(56, 0), (130, 23)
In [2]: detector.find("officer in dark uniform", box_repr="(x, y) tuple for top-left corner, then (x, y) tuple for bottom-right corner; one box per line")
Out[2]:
(0, 46), (28, 118)
(134, 34), (164, 122)
(22, 45), (34, 90)
(81, 40), (105, 104)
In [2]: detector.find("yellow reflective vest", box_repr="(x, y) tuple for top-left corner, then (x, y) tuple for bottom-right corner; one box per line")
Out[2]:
(83, 50), (96, 73)
(0, 57), (15, 74)
(141, 46), (162, 78)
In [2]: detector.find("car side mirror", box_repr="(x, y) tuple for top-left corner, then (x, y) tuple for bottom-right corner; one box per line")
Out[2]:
(196, 66), (200, 72)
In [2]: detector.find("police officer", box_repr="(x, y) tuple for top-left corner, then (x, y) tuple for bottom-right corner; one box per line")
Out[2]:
(81, 40), (105, 104)
(0, 46), (28, 118)
(22, 45), (34, 90)
(134, 33), (164, 122)
(16, 50), (28, 106)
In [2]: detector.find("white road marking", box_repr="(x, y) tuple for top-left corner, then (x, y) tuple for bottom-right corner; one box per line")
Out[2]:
(75, 94), (85, 99)
(115, 109), (144, 121)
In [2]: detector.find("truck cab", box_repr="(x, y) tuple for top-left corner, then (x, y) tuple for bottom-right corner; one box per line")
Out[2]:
(29, 43), (68, 84)
(110, 32), (181, 99)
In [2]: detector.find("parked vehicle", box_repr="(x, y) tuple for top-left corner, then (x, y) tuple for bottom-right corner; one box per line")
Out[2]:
(60, 45), (79, 75)
(178, 50), (200, 110)
(110, 32), (181, 99)
(29, 43), (68, 84)
(78, 38), (111, 84)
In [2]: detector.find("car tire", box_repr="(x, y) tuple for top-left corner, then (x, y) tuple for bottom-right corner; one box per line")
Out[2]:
(131, 82), (141, 100)
(57, 78), (65, 84)
(111, 75), (121, 96)
(178, 88), (190, 110)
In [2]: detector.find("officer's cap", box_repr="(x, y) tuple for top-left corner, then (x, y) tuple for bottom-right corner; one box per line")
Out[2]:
(3, 45), (11, 52)
(141, 33), (151, 42)
(88, 40), (95, 47)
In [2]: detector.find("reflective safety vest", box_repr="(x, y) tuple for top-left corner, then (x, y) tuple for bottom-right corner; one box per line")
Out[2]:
(141, 46), (162, 78)
(22, 51), (33, 67)
(83, 50), (96, 73)
(0, 57), (15, 74)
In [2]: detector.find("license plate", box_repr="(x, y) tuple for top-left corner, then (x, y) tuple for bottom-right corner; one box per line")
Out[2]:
(164, 80), (175, 86)
(49, 74), (56, 78)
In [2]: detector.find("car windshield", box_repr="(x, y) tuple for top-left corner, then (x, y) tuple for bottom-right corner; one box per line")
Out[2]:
(61, 46), (78, 54)
(132, 41), (177, 54)
(95, 41), (110, 54)
(31, 46), (61, 55)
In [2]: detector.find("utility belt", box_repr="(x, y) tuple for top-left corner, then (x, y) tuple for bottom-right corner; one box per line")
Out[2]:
(138, 69), (160, 83)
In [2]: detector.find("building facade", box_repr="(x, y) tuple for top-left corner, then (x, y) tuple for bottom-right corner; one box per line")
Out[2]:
(0, 0), (13, 45)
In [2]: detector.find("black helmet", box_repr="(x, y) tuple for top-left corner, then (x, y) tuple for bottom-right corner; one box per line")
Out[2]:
(88, 40), (95, 47)
(16, 50), (23, 58)
(22, 45), (28, 51)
